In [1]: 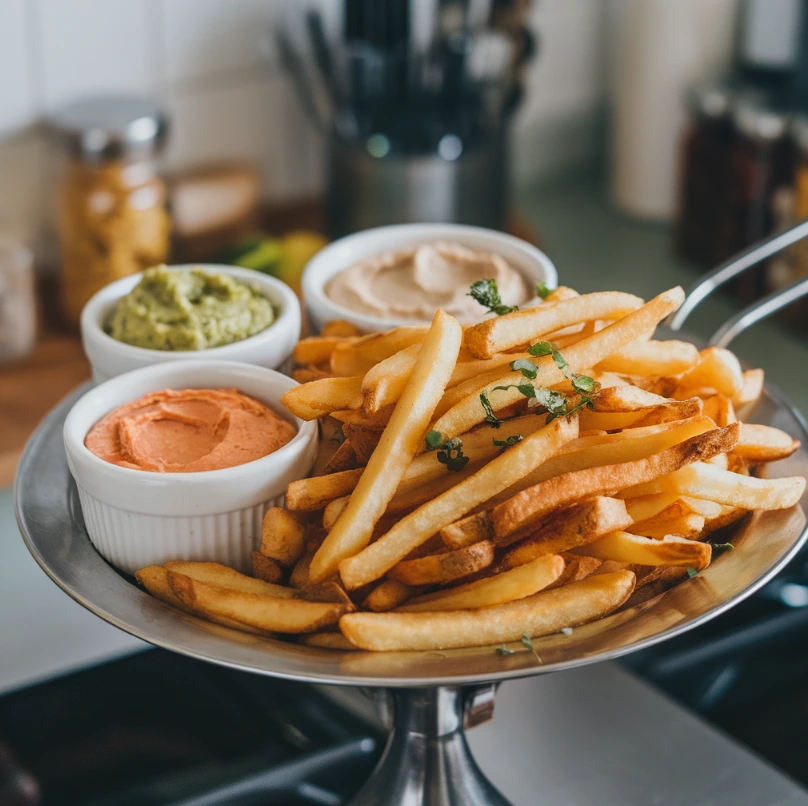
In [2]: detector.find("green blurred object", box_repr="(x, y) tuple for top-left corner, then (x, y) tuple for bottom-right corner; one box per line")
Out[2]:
(221, 230), (327, 295)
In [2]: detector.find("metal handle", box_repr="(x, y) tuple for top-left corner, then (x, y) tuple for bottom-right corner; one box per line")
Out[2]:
(668, 219), (808, 343)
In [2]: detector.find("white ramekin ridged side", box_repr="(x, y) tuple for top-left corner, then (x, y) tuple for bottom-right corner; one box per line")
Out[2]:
(302, 223), (558, 333)
(81, 264), (302, 382)
(63, 360), (318, 576)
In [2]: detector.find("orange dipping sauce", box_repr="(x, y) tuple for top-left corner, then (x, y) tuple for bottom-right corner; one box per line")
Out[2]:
(85, 388), (296, 472)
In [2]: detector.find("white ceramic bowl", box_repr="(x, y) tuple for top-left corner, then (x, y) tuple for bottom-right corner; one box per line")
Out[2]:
(81, 264), (301, 382)
(63, 360), (318, 576)
(302, 223), (558, 334)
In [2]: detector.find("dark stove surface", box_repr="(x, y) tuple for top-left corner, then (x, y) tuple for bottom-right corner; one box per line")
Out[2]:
(0, 651), (380, 806)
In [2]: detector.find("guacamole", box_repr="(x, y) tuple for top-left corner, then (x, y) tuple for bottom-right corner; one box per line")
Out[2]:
(107, 266), (275, 351)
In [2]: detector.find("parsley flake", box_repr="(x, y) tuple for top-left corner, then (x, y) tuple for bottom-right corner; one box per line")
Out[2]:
(712, 542), (734, 552)
(510, 358), (539, 379)
(496, 645), (516, 656)
(493, 434), (523, 450)
(479, 391), (502, 428)
(425, 431), (469, 471)
(687, 567), (699, 578)
(536, 280), (552, 300)
(468, 278), (519, 316)
(425, 430), (444, 450)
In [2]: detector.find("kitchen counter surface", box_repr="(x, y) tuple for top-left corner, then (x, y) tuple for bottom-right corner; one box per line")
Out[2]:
(2, 176), (808, 802)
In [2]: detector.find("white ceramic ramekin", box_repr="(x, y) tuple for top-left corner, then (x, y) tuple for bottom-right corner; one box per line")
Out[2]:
(302, 223), (558, 334)
(63, 360), (318, 576)
(81, 264), (301, 382)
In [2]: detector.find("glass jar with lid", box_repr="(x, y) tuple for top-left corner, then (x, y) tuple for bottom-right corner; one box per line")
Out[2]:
(675, 80), (736, 266)
(52, 95), (171, 328)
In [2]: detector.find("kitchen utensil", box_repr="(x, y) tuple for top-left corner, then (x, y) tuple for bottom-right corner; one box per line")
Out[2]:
(16, 260), (808, 804)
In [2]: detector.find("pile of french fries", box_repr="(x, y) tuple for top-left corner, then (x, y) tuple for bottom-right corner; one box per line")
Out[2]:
(136, 284), (806, 654)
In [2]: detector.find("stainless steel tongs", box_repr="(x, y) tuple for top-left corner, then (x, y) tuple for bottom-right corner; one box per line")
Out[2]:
(669, 220), (808, 347)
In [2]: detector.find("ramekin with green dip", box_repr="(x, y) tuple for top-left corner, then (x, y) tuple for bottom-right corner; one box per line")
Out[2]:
(80, 264), (301, 382)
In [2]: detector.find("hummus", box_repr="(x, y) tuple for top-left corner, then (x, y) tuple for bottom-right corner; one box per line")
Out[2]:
(85, 388), (296, 472)
(106, 266), (275, 351)
(324, 241), (530, 321)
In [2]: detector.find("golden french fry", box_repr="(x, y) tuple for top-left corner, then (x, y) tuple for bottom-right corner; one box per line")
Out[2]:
(706, 452), (729, 469)
(361, 344), (421, 413)
(496, 497), (633, 568)
(549, 553), (603, 587)
(625, 566), (691, 608)
(293, 367), (332, 383)
(294, 336), (359, 366)
(321, 320), (362, 338)
(311, 310), (463, 583)
(431, 287), (685, 439)
(574, 531), (712, 570)
(624, 493), (723, 522)
(330, 326), (429, 376)
(341, 422), (383, 462)
(252, 552), (284, 583)
(677, 347), (743, 398)
(702, 505), (749, 536)
(323, 496), (349, 531)
(260, 508), (307, 566)
(322, 439), (362, 474)
(389, 540), (495, 586)
(298, 631), (358, 650)
(167, 571), (350, 633)
(442, 423), (738, 547)
(620, 461), (806, 510)
(281, 376), (363, 421)
(136, 566), (274, 635)
(627, 511), (705, 539)
(596, 340), (699, 376)
(464, 291), (644, 359)
(339, 415), (579, 590)
(330, 406), (395, 429)
(545, 285), (579, 302)
(362, 578), (423, 612)
(339, 571), (636, 651)
(163, 561), (296, 598)
(286, 468), (364, 511)
(734, 423), (800, 462)
(702, 395), (737, 428)
(732, 368), (764, 417)
(578, 385), (703, 431)
(398, 554), (565, 613)
(289, 547), (315, 589)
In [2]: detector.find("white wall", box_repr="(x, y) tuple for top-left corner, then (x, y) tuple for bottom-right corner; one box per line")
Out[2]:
(0, 0), (609, 249)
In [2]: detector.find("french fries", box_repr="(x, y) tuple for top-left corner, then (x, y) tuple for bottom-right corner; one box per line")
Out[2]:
(135, 281), (805, 655)
(310, 309), (462, 583)
(340, 571), (636, 651)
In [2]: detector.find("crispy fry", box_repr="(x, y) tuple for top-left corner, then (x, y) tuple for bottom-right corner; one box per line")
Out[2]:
(443, 423), (738, 547)
(549, 553), (603, 587)
(289, 547), (315, 589)
(628, 510), (705, 539)
(497, 497), (633, 568)
(281, 376), (363, 420)
(330, 406), (395, 428)
(732, 368), (764, 417)
(167, 570), (350, 633)
(390, 540), (495, 586)
(294, 336), (358, 366)
(432, 287), (685, 438)
(596, 340), (699, 376)
(340, 416), (579, 590)
(330, 326), (428, 376)
(702, 395), (737, 427)
(252, 552), (284, 583)
(260, 508), (306, 566)
(341, 423), (383, 462)
(321, 320), (362, 338)
(624, 493), (723, 522)
(399, 554), (565, 612)
(293, 367), (332, 383)
(299, 631), (358, 650)
(322, 439), (362, 474)
(286, 468), (364, 511)
(163, 561), (296, 598)
(323, 496), (349, 531)
(574, 531), (712, 569)
(362, 578), (423, 612)
(620, 461), (806, 510)
(340, 571), (636, 651)
(311, 310), (463, 583)
(545, 285), (579, 302)
(734, 423), (800, 462)
(464, 291), (644, 358)
(361, 343), (421, 413)
(677, 347), (743, 398)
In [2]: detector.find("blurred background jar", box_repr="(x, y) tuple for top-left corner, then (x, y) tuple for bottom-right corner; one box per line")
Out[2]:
(0, 234), (36, 364)
(52, 96), (171, 329)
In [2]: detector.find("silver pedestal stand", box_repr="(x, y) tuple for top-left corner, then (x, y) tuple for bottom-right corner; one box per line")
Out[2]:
(15, 226), (808, 805)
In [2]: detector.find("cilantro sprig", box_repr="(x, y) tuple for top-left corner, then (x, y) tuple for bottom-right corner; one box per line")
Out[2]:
(493, 434), (523, 450)
(479, 391), (502, 428)
(536, 280), (552, 300)
(425, 430), (469, 472)
(468, 278), (519, 316)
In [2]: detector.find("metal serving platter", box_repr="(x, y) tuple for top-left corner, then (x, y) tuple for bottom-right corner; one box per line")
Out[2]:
(14, 348), (808, 689)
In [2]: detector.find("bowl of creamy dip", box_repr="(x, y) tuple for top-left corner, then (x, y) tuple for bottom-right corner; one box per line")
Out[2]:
(302, 224), (557, 333)
(81, 264), (301, 382)
(63, 360), (318, 575)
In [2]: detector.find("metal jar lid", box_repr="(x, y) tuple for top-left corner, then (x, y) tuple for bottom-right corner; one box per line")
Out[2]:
(51, 95), (168, 162)
(731, 93), (789, 141)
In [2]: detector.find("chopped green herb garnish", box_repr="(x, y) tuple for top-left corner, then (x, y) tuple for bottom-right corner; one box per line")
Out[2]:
(425, 430), (444, 450)
(479, 391), (502, 428)
(712, 542), (734, 552)
(527, 341), (554, 358)
(468, 278), (518, 316)
(687, 567), (699, 578)
(493, 434), (523, 449)
(496, 645), (516, 656)
(521, 633), (541, 663)
(536, 280), (552, 300)
(510, 358), (539, 379)
(436, 437), (469, 472)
